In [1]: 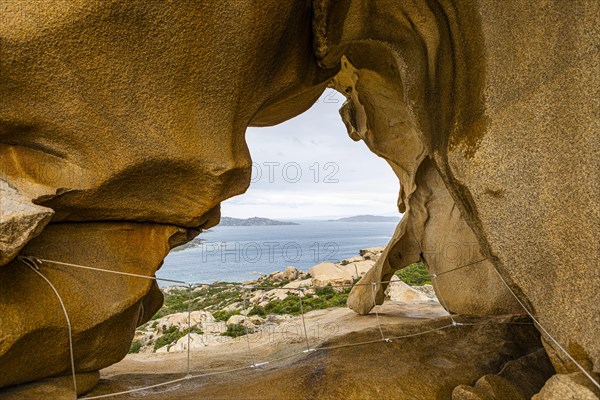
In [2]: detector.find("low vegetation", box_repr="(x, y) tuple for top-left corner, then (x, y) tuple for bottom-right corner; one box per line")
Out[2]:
(128, 340), (142, 354)
(250, 285), (352, 316)
(394, 261), (431, 286)
(221, 323), (250, 338)
(133, 256), (431, 351)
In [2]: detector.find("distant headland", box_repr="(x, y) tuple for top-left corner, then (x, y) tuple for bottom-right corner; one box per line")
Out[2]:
(328, 215), (400, 223)
(220, 217), (299, 226)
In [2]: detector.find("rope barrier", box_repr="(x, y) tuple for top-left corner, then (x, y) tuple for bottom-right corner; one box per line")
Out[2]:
(370, 282), (390, 342)
(186, 284), (192, 376)
(430, 274), (458, 326)
(19, 257), (79, 399)
(297, 295), (314, 353)
(491, 267), (600, 390)
(15, 253), (600, 398)
(25, 257), (188, 285)
(24, 255), (485, 290)
(240, 293), (259, 368)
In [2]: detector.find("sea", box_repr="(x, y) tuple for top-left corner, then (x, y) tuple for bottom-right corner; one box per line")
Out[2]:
(156, 220), (398, 286)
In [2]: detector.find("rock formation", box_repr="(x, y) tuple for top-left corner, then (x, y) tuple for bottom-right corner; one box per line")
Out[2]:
(0, 0), (598, 397)
(315, 0), (599, 389)
(0, 0), (335, 392)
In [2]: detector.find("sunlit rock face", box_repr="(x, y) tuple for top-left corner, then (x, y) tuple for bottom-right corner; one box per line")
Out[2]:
(0, 0), (334, 391)
(1, 0), (598, 395)
(316, 0), (599, 381)
(0, 1), (334, 228)
(0, 223), (187, 388)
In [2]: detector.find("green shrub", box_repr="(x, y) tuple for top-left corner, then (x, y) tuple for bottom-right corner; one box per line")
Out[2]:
(188, 326), (204, 335)
(315, 285), (336, 297)
(394, 261), (431, 286)
(128, 340), (142, 354)
(262, 287), (350, 316)
(265, 295), (301, 315)
(221, 323), (248, 338)
(153, 326), (185, 351)
(248, 306), (266, 317)
(213, 310), (240, 322)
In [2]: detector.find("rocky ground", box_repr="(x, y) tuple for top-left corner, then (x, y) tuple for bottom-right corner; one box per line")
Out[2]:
(130, 247), (438, 355)
(88, 311), (555, 400)
(78, 248), (562, 399)
(6, 248), (594, 399)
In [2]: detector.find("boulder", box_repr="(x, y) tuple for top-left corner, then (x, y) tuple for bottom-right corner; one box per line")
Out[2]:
(0, 180), (53, 266)
(385, 276), (431, 303)
(0, 372), (100, 400)
(156, 333), (206, 353)
(532, 373), (600, 400)
(270, 266), (306, 283)
(413, 284), (437, 300)
(0, 0), (334, 390)
(282, 278), (312, 289)
(308, 262), (354, 286)
(327, 0), (598, 378)
(226, 315), (257, 330)
(453, 349), (555, 400)
(0, 222), (188, 388)
(153, 311), (215, 332)
(338, 259), (375, 279)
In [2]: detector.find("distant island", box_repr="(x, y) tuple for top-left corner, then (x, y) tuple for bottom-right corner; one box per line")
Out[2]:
(329, 215), (400, 223)
(219, 217), (299, 226)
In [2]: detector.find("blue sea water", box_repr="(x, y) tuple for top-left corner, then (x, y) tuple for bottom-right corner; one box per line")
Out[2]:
(156, 220), (398, 286)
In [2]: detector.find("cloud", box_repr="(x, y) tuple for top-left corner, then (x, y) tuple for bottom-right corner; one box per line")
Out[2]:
(222, 90), (400, 219)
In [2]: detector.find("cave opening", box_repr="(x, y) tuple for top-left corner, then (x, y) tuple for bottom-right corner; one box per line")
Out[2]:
(116, 88), (449, 376)
(158, 88), (401, 284)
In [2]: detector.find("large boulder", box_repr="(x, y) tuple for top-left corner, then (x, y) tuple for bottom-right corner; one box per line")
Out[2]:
(0, 222), (188, 388)
(308, 262), (354, 286)
(153, 311), (216, 332)
(532, 373), (600, 400)
(320, 0), (599, 381)
(0, 0), (335, 392)
(0, 1), (334, 229)
(385, 276), (431, 303)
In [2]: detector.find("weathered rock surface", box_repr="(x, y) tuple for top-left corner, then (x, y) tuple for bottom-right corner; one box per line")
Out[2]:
(323, 0), (599, 385)
(0, 180), (53, 265)
(1, 0), (598, 396)
(532, 373), (600, 400)
(453, 348), (555, 400)
(84, 315), (547, 399)
(0, 1), (333, 229)
(0, 372), (100, 400)
(308, 262), (354, 286)
(0, 222), (189, 388)
(386, 276), (432, 303)
(0, 0), (334, 392)
(441, 0), (600, 379)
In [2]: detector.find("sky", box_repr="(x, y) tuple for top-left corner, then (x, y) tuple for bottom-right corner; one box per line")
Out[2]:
(221, 89), (401, 220)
